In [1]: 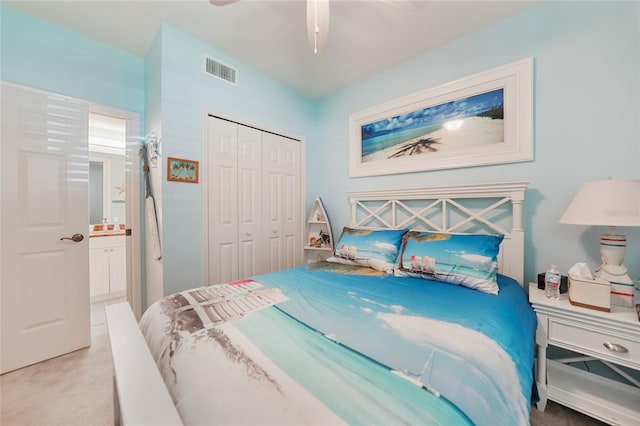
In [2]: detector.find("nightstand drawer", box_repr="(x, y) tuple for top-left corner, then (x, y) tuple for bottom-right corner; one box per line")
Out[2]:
(548, 318), (640, 369)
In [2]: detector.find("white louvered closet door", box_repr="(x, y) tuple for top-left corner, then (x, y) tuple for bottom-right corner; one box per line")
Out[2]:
(262, 132), (302, 273)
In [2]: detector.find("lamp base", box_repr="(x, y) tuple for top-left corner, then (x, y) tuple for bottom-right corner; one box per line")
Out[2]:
(595, 265), (633, 285)
(596, 233), (634, 307)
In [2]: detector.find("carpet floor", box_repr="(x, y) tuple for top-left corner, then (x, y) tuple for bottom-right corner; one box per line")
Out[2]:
(1, 325), (606, 426)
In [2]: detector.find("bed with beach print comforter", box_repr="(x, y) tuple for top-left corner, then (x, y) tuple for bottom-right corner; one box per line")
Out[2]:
(139, 262), (537, 426)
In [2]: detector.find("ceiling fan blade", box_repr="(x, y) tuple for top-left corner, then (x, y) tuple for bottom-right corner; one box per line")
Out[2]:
(209, 0), (240, 6)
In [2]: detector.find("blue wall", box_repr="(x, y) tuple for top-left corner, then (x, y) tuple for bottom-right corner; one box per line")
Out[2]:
(157, 25), (315, 295)
(0, 5), (144, 114)
(309, 1), (640, 284)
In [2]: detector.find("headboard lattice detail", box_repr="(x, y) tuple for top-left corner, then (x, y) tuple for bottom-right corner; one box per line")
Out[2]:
(352, 197), (513, 235)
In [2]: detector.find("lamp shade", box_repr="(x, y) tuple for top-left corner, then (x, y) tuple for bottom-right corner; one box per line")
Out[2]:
(559, 179), (640, 227)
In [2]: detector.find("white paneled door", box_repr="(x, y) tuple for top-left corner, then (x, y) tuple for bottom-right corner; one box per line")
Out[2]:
(262, 132), (302, 272)
(208, 117), (264, 284)
(236, 125), (263, 279)
(1, 83), (91, 374)
(208, 117), (239, 284)
(206, 115), (302, 285)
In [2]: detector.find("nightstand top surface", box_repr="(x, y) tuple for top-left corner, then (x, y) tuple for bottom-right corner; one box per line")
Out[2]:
(528, 283), (639, 328)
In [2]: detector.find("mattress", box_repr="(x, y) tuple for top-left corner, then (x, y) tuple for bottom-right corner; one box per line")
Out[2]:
(140, 262), (537, 425)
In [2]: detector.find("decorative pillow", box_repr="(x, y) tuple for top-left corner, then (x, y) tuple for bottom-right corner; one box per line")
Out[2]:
(326, 227), (408, 274)
(393, 231), (504, 294)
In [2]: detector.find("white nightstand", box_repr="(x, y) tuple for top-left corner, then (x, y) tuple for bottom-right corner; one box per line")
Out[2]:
(529, 283), (640, 425)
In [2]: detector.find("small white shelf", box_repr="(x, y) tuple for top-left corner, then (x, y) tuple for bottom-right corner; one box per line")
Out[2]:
(547, 359), (639, 425)
(304, 247), (332, 251)
(304, 197), (333, 263)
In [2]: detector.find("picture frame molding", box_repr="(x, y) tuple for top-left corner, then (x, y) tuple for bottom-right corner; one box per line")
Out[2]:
(349, 57), (533, 177)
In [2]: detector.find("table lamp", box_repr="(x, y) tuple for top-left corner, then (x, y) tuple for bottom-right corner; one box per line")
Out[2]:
(559, 179), (640, 306)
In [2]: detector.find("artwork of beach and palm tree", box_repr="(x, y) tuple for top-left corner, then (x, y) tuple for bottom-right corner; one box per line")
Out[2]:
(167, 157), (199, 183)
(361, 88), (504, 163)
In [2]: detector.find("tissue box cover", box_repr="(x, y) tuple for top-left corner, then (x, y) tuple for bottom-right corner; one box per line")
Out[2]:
(568, 274), (611, 312)
(537, 273), (568, 293)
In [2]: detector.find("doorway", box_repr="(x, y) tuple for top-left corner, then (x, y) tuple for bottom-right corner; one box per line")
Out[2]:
(87, 106), (143, 327)
(88, 113), (127, 328)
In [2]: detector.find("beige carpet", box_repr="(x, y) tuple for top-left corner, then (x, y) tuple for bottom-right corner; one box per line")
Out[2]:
(0, 326), (113, 426)
(1, 325), (605, 426)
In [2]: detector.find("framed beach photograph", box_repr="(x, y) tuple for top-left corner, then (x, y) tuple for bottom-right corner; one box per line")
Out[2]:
(349, 58), (533, 177)
(167, 157), (199, 183)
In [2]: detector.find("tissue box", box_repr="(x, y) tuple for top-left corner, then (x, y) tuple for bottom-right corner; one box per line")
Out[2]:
(568, 274), (611, 312)
(537, 273), (568, 293)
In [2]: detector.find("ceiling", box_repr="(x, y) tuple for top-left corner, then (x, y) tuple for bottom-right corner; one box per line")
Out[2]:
(5, 0), (540, 98)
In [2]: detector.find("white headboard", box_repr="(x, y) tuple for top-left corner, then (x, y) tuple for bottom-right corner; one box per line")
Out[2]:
(348, 181), (529, 285)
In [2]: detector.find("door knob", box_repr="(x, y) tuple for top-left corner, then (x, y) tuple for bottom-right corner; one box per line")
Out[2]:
(60, 233), (84, 242)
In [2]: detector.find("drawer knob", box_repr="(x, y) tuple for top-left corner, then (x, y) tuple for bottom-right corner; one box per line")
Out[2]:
(603, 342), (629, 353)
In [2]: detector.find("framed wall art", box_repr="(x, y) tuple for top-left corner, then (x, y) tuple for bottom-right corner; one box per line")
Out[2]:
(349, 57), (533, 177)
(167, 157), (199, 183)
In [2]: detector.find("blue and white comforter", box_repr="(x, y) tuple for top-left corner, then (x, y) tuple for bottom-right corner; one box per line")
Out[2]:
(140, 262), (536, 425)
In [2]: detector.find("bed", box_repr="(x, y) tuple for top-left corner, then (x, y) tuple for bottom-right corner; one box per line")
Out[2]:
(106, 181), (535, 426)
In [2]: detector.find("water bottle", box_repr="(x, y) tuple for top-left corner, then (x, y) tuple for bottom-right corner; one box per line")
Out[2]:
(545, 264), (561, 300)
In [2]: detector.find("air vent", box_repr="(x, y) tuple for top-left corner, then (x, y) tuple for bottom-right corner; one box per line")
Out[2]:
(205, 56), (237, 85)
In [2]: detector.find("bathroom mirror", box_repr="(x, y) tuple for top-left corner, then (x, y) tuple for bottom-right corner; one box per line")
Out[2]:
(89, 159), (110, 224)
(88, 112), (126, 226)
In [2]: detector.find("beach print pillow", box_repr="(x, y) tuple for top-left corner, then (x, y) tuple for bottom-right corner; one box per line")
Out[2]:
(326, 227), (408, 274)
(394, 231), (504, 294)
